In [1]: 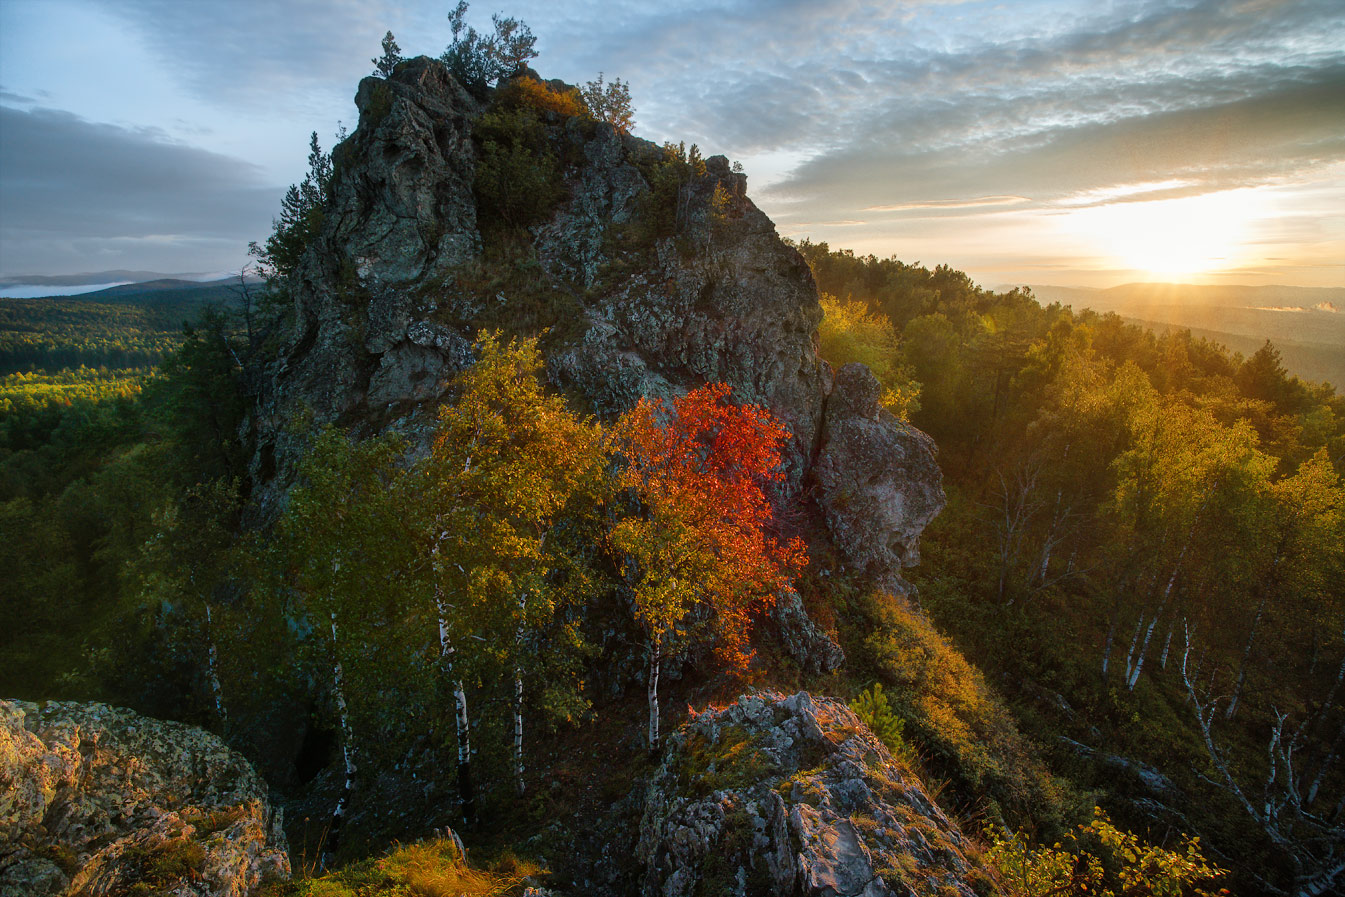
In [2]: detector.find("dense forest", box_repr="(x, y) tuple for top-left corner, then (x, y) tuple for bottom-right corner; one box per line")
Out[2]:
(4, 12), (1344, 897)
(799, 239), (1345, 893)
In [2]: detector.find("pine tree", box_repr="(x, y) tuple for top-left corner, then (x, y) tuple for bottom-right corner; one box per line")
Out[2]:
(372, 30), (403, 78)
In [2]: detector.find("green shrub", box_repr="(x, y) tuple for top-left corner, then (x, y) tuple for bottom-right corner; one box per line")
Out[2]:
(472, 106), (565, 232)
(849, 682), (911, 761)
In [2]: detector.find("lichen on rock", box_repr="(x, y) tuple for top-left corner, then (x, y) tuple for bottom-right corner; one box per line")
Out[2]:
(814, 364), (946, 599)
(638, 691), (998, 897)
(0, 699), (289, 897)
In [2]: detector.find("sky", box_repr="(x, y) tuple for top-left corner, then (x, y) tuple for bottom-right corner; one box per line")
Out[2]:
(1, 0), (1342, 288)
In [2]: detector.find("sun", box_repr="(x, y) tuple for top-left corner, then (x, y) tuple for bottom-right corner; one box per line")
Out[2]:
(1064, 190), (1263, 280)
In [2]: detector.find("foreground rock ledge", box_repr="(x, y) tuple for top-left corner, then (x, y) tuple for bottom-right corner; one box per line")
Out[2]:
(0, 699), (289, 897)
(638, 691), (998, 897)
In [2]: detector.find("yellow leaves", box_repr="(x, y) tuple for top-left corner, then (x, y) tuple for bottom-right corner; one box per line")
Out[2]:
(986, 807), (1225, 897)
(426, 331), (606, 669)
(817, 294), (921, 420)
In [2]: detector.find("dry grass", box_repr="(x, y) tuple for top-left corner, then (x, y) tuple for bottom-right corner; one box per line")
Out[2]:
(263, 836), (543, 897)
(378, 840), (541, 897)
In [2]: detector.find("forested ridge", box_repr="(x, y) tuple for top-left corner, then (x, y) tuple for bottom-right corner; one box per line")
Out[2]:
(4, 14), (1344, 897)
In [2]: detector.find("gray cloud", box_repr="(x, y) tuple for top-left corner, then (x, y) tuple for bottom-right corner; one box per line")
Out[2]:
(96, 0), (404, 106)
(3, 0), (1341, 280)
(736, 0), (1345, 225)
(0, 105), (279, 275)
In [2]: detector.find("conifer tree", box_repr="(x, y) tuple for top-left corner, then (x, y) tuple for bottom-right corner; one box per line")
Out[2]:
(372, 30), (403, 78)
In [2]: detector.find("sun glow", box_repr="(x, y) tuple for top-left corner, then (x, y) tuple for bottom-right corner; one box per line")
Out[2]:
(1062, 189), (1267, 279)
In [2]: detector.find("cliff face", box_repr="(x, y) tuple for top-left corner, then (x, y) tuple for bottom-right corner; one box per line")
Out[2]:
(246, 57), (943, 598)
(0, 700), (289, 897)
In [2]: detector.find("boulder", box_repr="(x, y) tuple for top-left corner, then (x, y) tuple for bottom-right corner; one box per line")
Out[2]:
(0, 700), (289, 897)
(638, 691), (998, 897)
(814, 364), (945, 599)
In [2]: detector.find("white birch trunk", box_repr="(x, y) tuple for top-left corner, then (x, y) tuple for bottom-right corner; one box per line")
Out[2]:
(648, 635), (661, 754)
(325, 612), (356, 868)
(1227, 592), (1269, 720)
(1127, 612), (1161, 690)
(204, 603), (227, 727)
(1123, 615), (1145, 685)
(1127, 537), (1192, 690)
(435, 585), (475, 824)
(514, 590), (526, 796)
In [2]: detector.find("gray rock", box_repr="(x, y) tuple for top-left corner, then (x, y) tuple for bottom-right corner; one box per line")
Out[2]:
(814, 364), (946, 599)
(0, 699), (289, 897)
(772, 588), (845, 674)
(638, 691), (997, 897)
(248, 57), (483, 518)
(246, 58), (944, 613)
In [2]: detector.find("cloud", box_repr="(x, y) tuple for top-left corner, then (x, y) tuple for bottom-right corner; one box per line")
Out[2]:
(0, 104), (279, 274)
(864, 196), (1030, 212)
(95, 0), (406, 104)
(753, 0), (1345, 224)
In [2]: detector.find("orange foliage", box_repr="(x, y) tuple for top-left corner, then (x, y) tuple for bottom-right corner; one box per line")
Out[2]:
(611, 383), (806, 667)
(500, 76), (586, 118)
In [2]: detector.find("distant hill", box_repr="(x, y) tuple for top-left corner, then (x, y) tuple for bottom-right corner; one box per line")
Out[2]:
(0, 272), (252, 300)
(1027, 282), (1345, 388)
(0, 277), (252, 375)
(0, 270), (236, 287)
(76, 277), (260, 307)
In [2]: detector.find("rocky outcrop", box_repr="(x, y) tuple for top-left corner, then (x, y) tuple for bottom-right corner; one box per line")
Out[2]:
(548, 151), (830, 493)
(0, 700), (289, 897)
(638, 692), (997, 897)
(249, 57), (483, 518)
(248, 56), (942, 593)
(814, 365), (945, 599)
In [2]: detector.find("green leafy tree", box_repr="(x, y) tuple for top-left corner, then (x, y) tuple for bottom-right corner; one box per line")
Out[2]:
(817, 293), (920, 419)
(425, 333), (604, 798)
(276, 427), (415, 865)
(132, 479), (244, 729)
(581, 72), (635, 132)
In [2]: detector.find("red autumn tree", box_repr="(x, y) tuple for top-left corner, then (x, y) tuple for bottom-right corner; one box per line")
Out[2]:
(608, 383), (806, 751)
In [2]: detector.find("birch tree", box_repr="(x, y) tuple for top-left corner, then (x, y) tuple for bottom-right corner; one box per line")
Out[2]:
(1227, 449), (1345, 719)
(608, 383), (805, 753)
(1111, 390), (1273, 690)
(426, 333), (604, 797)
(277, 428), (411, 866)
